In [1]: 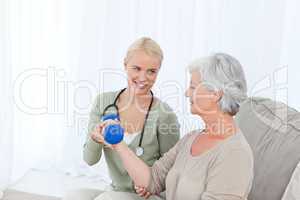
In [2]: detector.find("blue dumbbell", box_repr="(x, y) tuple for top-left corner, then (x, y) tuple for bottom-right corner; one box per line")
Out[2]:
(101, 113), (120, 121)
(101, 114), (124, 145)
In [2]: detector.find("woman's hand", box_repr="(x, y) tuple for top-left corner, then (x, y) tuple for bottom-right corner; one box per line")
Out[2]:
(93, 120), (152, 189)
(91, 119), (118, 148)
(91, 123), (105, 144)
(135, 185), (152, 199)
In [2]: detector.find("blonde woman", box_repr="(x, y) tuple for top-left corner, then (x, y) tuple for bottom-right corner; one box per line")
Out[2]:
(63, 37), (180, 200)
(97, 53), (254, 200)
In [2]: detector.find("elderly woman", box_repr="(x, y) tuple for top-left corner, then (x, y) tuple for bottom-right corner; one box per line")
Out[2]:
(95, 53), (254, 200)
(63, 37), (180, 200)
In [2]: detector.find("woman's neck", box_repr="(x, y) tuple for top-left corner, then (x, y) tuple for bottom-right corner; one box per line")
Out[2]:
(119, 88), (152, 109)
(201, 111), (237, 138)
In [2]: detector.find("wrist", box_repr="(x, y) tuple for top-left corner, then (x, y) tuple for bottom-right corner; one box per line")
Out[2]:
(113, 141), (126, 152)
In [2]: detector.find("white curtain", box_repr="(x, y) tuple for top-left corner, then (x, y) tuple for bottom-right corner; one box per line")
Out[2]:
(1, 0), (300, 189)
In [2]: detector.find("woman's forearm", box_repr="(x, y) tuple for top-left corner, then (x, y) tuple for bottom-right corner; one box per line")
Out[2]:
(114, 142), (151, 187)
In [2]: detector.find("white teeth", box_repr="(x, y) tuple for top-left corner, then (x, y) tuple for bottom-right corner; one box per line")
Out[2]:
(134, 81), (146, 89)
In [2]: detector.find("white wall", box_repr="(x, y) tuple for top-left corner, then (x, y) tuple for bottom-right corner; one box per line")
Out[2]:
(1, 0), (300, 187)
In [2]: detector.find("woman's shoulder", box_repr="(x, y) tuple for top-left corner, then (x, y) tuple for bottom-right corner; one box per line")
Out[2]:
(177, 130), (202, 147)
(94, 90), (119, 102)
(91, 90), (120, 110)
(153, 98), (176, 115)
(220, 131), (253, 161)
(96, 90), (119, 99)
(184, 129), (203, 137)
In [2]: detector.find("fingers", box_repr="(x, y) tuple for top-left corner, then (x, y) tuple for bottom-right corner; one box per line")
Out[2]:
(134, 186), (151, 199)
(135, 186), (143, 193)
(100, 119), (120, 134)
(91, 130), (113, 148)
(96, 119), (118, 131)
(91, 119), (121, 145)
(102, 119), (119, 126)
(144, 192), (151, 199)
(91, 130), (104, 144)
(91, 122), (106, 144)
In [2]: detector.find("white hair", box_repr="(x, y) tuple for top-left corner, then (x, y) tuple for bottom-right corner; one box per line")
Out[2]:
(188, 53), (248, 115)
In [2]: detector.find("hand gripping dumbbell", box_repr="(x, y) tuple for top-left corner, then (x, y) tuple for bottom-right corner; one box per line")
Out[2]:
(101, 114), (124, 145)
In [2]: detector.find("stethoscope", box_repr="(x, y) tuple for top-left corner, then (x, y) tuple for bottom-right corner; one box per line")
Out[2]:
(102, 88), (154, 156)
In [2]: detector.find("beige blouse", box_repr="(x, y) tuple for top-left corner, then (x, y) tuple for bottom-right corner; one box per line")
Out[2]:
(147, 130), (254, 200)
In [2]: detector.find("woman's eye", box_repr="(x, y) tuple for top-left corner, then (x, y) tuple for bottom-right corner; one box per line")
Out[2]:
(132, 66), (140, 71)
(147, 70), (157, 75)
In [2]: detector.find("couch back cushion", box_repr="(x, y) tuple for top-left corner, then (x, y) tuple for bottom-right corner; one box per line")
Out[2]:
(235, 97), (300, 200)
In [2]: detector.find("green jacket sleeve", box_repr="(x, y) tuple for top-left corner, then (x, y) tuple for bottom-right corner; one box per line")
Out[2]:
(83, 94), (104, 166)
(157, 103), (180, 156)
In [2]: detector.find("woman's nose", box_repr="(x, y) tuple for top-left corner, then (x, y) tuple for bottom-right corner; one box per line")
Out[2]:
(138, 71), (148, 81)
(185, 89), (190, 97)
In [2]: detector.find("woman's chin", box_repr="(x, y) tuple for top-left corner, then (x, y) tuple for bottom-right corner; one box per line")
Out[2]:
(190, 106), (203, 116)
(190, 107), (197, 115)
(132, 87), (149, 95)
(128, 85), (144, 93)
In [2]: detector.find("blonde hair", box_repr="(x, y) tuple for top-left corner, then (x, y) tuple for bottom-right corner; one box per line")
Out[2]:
(124, 37), (163, 65)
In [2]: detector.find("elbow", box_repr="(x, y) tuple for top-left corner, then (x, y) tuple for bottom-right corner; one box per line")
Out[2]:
(83, 157), (98, 166)
(83, 149), (101, 166)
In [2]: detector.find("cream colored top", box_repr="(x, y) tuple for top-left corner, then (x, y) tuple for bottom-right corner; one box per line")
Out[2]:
(147, 130), (254, 200)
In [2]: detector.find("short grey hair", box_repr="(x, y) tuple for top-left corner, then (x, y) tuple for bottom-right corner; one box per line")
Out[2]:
(188, 53), (248, 115)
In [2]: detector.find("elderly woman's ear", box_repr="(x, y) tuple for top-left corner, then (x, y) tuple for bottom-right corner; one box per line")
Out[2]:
(213, 90), (223, 103)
